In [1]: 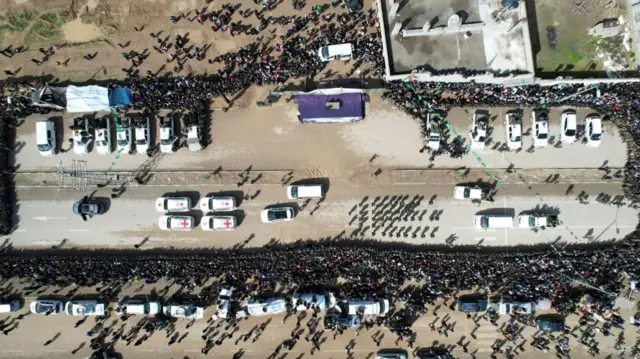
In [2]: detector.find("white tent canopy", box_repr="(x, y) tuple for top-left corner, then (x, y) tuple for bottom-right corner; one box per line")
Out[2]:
(66, 85), (110, 113)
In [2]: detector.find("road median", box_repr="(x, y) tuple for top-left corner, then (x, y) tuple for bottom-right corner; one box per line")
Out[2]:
(12, 167), (623, 188)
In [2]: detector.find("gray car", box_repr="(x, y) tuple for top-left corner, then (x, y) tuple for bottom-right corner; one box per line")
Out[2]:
(72, 197), (104, 218)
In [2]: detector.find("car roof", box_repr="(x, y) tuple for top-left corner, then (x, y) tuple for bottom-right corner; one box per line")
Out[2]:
(212, 216), (236, 229)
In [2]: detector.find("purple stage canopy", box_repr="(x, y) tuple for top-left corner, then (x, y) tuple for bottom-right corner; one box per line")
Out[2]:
(294, 92), (365, 123)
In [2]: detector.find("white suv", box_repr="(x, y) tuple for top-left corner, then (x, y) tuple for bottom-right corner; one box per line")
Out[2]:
(159, 117), (177, 154)
(531, 110), (549, 148)
(470, 110), (488, 150)
(505, 112), (522, 150)
(116, 117), (133, 153)
(95, 118), (111, 155)
(135, 117), (151, 154)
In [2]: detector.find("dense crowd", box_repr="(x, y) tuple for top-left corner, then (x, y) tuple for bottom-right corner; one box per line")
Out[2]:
(0, 0), (638, 325)
(0, 244), (633, 310)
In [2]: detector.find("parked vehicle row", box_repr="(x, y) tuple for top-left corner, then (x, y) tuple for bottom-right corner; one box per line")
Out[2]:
(36, 113), (204, 157)
(465, 109), (603, 151)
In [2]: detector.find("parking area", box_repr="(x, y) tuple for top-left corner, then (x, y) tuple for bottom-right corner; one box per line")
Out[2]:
(14, 101), (627, 175)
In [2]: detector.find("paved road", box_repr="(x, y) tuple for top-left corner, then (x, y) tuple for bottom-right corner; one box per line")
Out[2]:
(6, 182), (636, 248)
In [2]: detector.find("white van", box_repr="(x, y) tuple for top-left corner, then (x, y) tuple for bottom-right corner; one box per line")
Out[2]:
(473, 215), (513, 229)
(0, 299), (20, 313)
(287, 185), (323, 200)
(318, 43), (353, 62)
(36, 121), (56, 157)
(347, 299), (389, 316)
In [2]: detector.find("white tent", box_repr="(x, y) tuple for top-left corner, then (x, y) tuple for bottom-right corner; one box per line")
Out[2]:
(66, 85), (109, 113)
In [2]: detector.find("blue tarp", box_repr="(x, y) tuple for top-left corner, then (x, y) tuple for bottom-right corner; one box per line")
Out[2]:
(108, 87), (133, 108)
(294, 93), (364, 123)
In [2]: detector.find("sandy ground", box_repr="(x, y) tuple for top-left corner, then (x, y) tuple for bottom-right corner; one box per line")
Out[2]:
(0, 0), (376, 84)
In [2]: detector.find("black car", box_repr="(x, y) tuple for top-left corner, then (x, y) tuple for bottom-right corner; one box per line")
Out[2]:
(458, 299), (488, 312)
(72, 197), (104, 219)
(343, 0), (362, 12)
(415, 347), (454, 359)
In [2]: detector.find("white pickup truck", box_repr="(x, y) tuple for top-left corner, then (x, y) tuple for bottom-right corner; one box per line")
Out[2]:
(518, 213), (559, 229)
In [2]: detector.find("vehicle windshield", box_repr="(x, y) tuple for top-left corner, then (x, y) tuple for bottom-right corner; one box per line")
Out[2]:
(463, 188), (470, 198)
(36, 302), (56, 313)
(478, 136), (485, 143)
(117, 139), (128, 146)
(536, 131), (548, 139)
(480, 216), (489, 228)
(97, 140), (107, 147)
(268, 210), (287, 221)
(513, 135), (521, 142)
(321, 47), (329, 58)
(75, 140), (85, 146)
(160, 137), (173, 145)
(290, 187), (298, 198)
(529, 217), (536, 227)
(37, 144), (51, 151)
(565, 129), (576, 136)
(136, 139), (147, 145)
(187, 137), (199, 144)
(591, 133), (601, 141)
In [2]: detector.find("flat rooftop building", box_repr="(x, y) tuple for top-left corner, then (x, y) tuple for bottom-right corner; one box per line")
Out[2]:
(376, 0), (536, 84)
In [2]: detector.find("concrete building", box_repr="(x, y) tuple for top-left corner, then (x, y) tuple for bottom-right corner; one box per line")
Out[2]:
(376, 0), (536, 85)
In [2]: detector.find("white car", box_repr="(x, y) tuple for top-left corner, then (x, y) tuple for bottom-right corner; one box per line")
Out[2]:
(65, 300), (105, 316)
(199, 196), (236, 212)
(158, 215), (195, 231)
(135, 118), (151, 154)
(72, 118), (91, 155)
(244, 298), (287, 316)
(201, 215), (237, 231)
(159, 117), (177, 154)
(116, 117), (133, 153)
(560, 110), (577, 144)
(187, 125), (203, 152)
(585, 115), (602, 147)
(30, 299), (65, 315)
(155, 197), (191, 212)
(470, 110), (488, 150)
(116, 298), (162, 315)
(217, 288), (234, 319)
(163, 304), (204, 319)
(531, 110), (549, 148)
(499, 301), (534, 315)
(95, 119), (111, 155)
(505, 112), (522, 150)
(453, 185), (483, 200)
(261, 207), (295, 223)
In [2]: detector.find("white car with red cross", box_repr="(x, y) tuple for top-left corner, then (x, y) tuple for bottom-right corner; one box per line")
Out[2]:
(199, 196), (236, 212)
(155, 197), (192, 212)
(201, 215), (237, 231)
(158, 215), (195, 231)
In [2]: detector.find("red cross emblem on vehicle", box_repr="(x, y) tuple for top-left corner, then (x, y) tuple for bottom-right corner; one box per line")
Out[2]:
(179, 202), (184, 207)
(180, 219), (190, 227)
(157, 202), (162, 207)
(224, 219), (232, 228)
(224, 202), (229, 206)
